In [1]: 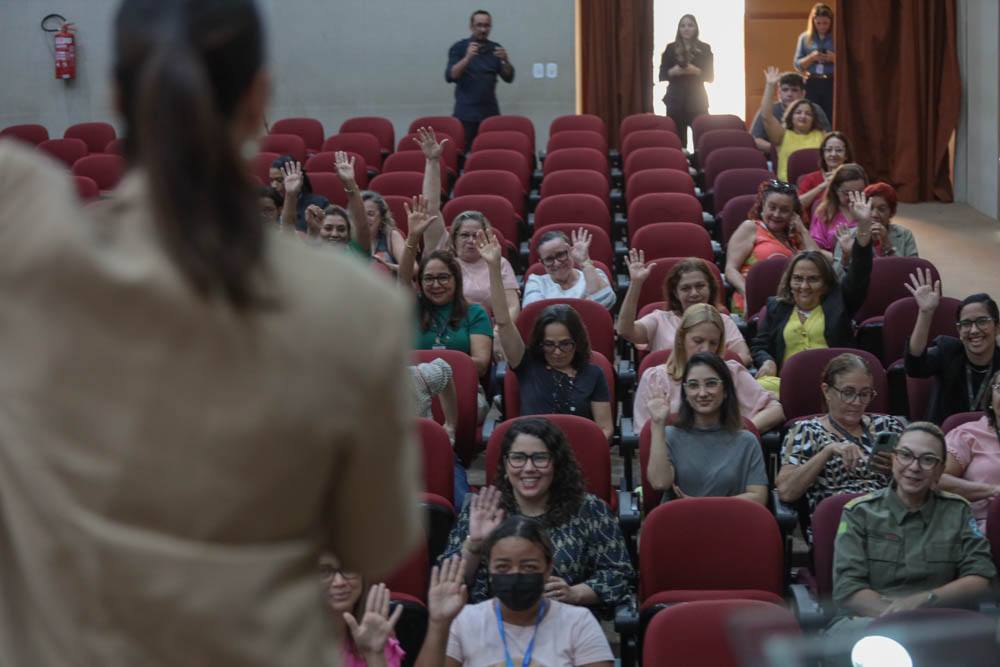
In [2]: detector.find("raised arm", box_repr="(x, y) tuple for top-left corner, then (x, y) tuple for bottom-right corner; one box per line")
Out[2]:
(414, 127), (448, 252)
(334, 151), (370, 252)
(478, 229), (526, 367)
(759, 67), (785, 147)
(904, 268), (941, 356)
(645, 398), (676, 491)
(280, 161), (304, 232)
(616, 249), (655, 345)
(397, 195), (438, 288)
(414, 556), (467, 667)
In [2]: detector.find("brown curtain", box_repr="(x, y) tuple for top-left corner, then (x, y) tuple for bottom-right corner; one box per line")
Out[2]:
(835, 0), (960, 202)
(579, 0), (654, 148)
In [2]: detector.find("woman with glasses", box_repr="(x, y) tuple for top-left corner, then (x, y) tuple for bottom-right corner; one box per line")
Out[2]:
(645, 352), (768, 505)
(797, 131), (853, 211)
(776, 353), (903, 534)
(480, 231), (613, 441)
(808, 163), (868, 251)
(750, 191), (873, 392)
(833, 182), (918, 277)
(725, 179), (820, 317)
(633, 304), (784, 434)
(523, 229), (616, 310)
(831, 422), (995, 633)
(940, 370), (1000, 533)
(319, 553), (405, 667)
(905, 271), (1000, 423)
(759, 65), (825, 182)
(439, 417), (635, 616)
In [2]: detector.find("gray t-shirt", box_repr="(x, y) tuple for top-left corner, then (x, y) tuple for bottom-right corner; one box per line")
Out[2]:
(661, 424), (768, 502)
(749, 101), (831, 141)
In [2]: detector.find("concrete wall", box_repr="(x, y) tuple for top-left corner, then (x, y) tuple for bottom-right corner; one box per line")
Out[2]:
(954, 0), (1000, 220)
(0, 1), (576, 149)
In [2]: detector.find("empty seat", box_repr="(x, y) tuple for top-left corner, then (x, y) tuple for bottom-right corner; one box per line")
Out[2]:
(478, 115), (535, 157)
(463, 149), (530, 194)
(339, 116), (394, 155)
(271, 117), (324, 154)
(625, 169), (696, 207)
(703, 147), (769, 191)
(712, 167), (773, 215)
(397, 132), (459, 176)
(382, 151), (446, 190)
(409, 116), (466, 154)
(694, 129), (756, 170)
(532, 193), (612, 239)
(367, 172), (423, 199)
(744, 257), (791, 319)
(621, 130), (682, 163)
(469, 131), (534, 171)
(787, 147), (821, 187)
(73, 175), (99, 200)
(543, 147), (610, 181)
(539, 169), (610, 211)
(620, 113), (678, 143)
(630, 222), (713, 262)
(37, 138), (88, 168)
(251, 152), (280, 187)
(623, 147), (689, 179)
(104, 138), (125, 155)
(71, 154), (126, 193)
(64, 122), (116, 154)
(304, 151), (369, 188)
(719, 193), (758, 245)
(882, 296), (961, 368)
(453, 170), (525, 218)
(322, 133), (383, 173)
(1, 124), (49, 146)
(690, 114), (746, 150)
(627, 192), (703, 239)
(550, 114), (607, 139)
(546, 130), (607, 155)
(259, 133), (306, 164)
(308, 172), (348, 207)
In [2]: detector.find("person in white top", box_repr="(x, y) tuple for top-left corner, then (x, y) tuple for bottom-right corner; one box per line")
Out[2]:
(523, 229), (616, 309)
(414, 516), (614, 667)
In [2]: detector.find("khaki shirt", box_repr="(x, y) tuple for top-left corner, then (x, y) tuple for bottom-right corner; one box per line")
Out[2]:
(0, 141), (421, 666)
(833, 484), (996, 605)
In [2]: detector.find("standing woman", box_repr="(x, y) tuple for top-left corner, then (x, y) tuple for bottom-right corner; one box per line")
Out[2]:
(658, 14), (714, 150)
(0, 0), (420, 664)
(794, 3), (835, 123)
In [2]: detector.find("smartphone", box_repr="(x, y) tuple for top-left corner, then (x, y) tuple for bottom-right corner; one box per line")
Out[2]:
(819, 48), (827, 54)
(868, 432), (898, 472)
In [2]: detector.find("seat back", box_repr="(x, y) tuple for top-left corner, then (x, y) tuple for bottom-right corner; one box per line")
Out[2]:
(409, 116), (465, 153)
(251, 152), (280, 186)
(64, 122), (116, 154)
(485, 414), (612, 505)
(464, 149), (530, 194)
(540, 169), (610, 209)
(382, 150), (445, 181)
(416, 417), (455, 506)
(638, 497), (783, 600)
(620, 113), (678, 143)
(623, 147), (689, 178)
(533, 193), (611, 239)
(412, 350), (481, 467)
(382, 540), (430, 604)
(479, 115), (535, 153)
(302, 151), (369, 189)
(621, 130), (682, 162)
(1, 123), (49, 146)
(551, 113), (607, 139)
(882, 296), (961, 366)
(469, 131), (534, 170)
(787, 148), (821, 188)
(104, 138), (124, 155)
(906, 374), (936, 422)
(71, 154), (126, 191)
(543, 147), (610, 180)
(516, 298), (615, 362)
(308, 173), (348, 207)
(942, 411), (985, 434)
(271, 117), (325, 153)
(259, 133), (306, 164)
(703, 147), (769, 191)
(368, 172), (424, 199)
(443, 194), (520, 244)
(453, 170), (525, 218)
(630, 223), (713, 262)
(37, 137), (88, 168)
(625, 169), (696, 207)
(690, 114), (746, 150)
(854, 257), (941, 325)
(713, 168), (773, 215)
(547, 130), (607, 155)
(635, 259), (727, 314)
(779, 348), (889, 422)
(323, 133), (383, 172)
(528, 223), (613, 269)
(627, 192), (704, 239)
(719, 194), (757, 246)
(339, 116), (394, 154)
(811, 493), (863, 598)
(73, 175), (99, 200)
(695, 129), (756, 169)
(744, 257), (790, 318)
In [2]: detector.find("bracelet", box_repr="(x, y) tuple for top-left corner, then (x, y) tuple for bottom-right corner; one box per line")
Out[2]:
(463, 537), (483, 555)
(343, 186), (358, 194)
(581, 259), (594, 268)
(405, 240), (419, 251)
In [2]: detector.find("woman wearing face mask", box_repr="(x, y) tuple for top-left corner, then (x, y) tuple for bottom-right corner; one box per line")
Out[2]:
(657, 14), (714, 150)
(439, 418), (635, 618)
(794, 3), (835, 122)
(830, 422), (995, 634)
(632, 304), (784, 435)
(617, 254), (751, 365)
(416, 519), (614, 667)
(725, 179), (819, 317)
(905, 271), (1000, 424)
(797, 131), (853, 212)
(523, 229), (616, 310)
(833, 182), (918, 276)
(645, 353), (769, 505)
(808, 163), (868, 252)
(759, 66), (825, 182)
(751, 191), (873, 392)
(481, 230), (613, 441)
(319, 553), (404, 667)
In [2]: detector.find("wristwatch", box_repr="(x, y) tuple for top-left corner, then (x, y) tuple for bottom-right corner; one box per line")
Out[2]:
(926, 590), (939, 607)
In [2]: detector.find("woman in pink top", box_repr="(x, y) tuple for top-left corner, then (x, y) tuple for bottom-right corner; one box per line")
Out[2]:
(940, 370), (1000, 532)
(632, 304), (785, 433)
(809, 163), (868, 251)
(617, 254), (751, 366)
(320, 552), (406, 667)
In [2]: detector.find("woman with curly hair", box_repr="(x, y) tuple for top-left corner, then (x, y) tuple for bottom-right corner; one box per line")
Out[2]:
(439, 417), (635, 616)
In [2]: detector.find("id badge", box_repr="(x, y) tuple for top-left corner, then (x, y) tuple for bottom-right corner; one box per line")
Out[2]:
(431, 345), (447, 350)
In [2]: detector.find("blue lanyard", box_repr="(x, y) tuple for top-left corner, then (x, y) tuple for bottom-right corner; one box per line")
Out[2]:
(494, 599), (546, 667)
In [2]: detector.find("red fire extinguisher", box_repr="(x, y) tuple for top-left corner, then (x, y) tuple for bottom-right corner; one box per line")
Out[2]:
(54, 23), (76, 80)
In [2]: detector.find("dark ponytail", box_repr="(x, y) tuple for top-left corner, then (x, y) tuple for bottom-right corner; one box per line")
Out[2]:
(115, 0), (267, 310)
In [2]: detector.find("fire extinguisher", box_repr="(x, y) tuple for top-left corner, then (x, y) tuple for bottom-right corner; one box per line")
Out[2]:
(54, 23), (76, 80)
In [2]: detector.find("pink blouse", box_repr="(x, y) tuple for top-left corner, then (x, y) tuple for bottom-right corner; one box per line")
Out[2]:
(809, 209), (855, 251)
(945, 416), (1000, 532)
(636, 309), (746, 357)
(458, 256), (518, 313)
(632, 359), (781, 433)
(341, 637), (405, 667)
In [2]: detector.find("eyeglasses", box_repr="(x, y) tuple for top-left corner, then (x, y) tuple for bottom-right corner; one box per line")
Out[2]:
(457, 232), (479, 240)
(766, 179), (797, 194)
(683, 378), (723, 392)
(421, 273), (453, 286)
(677, 282), (709, 294)
(506, 451), (553, 469)
(956, 316), (995, 332)
(892, 447), (943, 471)
(541, 339), (576, 352)
(540, 250), (569, 266)
(790, 275), (824, 286)
(319, 565), (360, 581)
(829, 386), (877, 404)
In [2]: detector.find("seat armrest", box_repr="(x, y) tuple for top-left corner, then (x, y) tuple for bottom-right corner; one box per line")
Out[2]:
(789, 582), (827, 629)
(619, 417), (638, 491)
(772, 488), (798, 535)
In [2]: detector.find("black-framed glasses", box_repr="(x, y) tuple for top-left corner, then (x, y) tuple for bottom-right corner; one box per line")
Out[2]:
(540, 249), (570, 266)
(683, 378), (723, 392)
(505, 451), (553, 469)
(766, 179), (797, 194)
(319, 565), (360, 581)
(421, 273), (453, 286)
(541, 339), (576, 352)
(892, 447), (942, 471)
(790, 274), (824, 286)
(829, 387), (877, 404)
(956, 316), (995, 332)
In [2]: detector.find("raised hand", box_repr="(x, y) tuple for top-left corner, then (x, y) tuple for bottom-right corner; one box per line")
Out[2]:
(494, 46), (508, 62)
(627, 248), (654, 283)
(467, 485), (505, 543)
(281, 162), (304, 198)
(569, 227), (592, 266)
(645, 396), (670, 426)
(343, 583), (403, 657)
(904, 268), (941, 314)
(834, 222), (853, 258)
(333, 151), (357, 187)
(403, 194), (438, 240)
(427, 555), (468, 624)
(764, 66), (781, 86)
(413, 126), (448, 161)
(475, 229), (502, 266)
(848, 190), (872, 223)
(305, 204), (325, 237)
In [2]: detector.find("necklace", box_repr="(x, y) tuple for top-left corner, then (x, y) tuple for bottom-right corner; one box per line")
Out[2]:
(548, 366), (577, 413)
(826, 414), (869, 445)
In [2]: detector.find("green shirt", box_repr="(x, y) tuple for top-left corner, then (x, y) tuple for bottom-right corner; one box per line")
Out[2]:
(833, 484), (996, 606)
(414, 302), (492, 354)
(345, 239), (368, 259)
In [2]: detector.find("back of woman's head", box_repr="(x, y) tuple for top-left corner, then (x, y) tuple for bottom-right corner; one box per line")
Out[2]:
(666, 303), (725, 379)
(527, 304), (592, 370)
(483, 516), (555, 565)
(818, 131), (853, 172)
(817, 163), (869, 226)
(775, 251), (836, 305)
(114, 0), (266, 309)
(819, 352), (872, 410)
(674, 352), (741, 431)
(663, 258), (718, 313)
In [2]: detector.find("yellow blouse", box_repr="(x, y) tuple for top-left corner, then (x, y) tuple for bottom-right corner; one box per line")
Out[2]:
(783, 307), (827, 362)
(777, 129), (824, 181)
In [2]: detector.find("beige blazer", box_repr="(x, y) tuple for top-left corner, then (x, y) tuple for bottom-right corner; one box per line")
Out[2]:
(0, 141), (420, 666)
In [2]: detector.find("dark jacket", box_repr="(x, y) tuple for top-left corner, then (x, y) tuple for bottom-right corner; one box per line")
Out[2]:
(751, 240), (873, 370)
(658, 42), (714, 113)
(905, 335), (1000, 424)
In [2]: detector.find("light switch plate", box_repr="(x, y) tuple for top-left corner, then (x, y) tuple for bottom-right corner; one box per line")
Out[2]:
(546, 62), (558, 78)
(533, 63), (544, 78)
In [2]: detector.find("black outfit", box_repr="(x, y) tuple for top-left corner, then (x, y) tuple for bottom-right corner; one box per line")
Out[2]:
(751, 240), (873, 371)
(904, 336), (1000, 424)
(445, 37), (515, 149)
(512, 359), (609, 420)
(805, 77), (834, 124)
(290, 191), (329, 233)
(658, 41), (714, 150)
